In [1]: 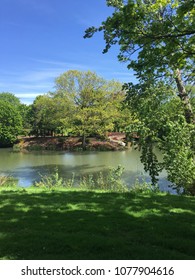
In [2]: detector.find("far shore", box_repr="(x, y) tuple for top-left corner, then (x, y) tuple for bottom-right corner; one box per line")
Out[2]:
(14, 133), (128, 152)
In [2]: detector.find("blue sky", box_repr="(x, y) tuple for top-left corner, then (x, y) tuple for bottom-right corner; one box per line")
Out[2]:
(0, 0), (136, 104)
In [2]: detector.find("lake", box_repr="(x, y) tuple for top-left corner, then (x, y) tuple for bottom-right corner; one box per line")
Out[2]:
(0, 148), (173, 192)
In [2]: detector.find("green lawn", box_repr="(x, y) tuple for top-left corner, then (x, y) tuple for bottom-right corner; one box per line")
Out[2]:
(0, 187), (195, 260)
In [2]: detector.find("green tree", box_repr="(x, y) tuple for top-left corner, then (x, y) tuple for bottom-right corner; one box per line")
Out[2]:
(84, 0), (195, 123)
(30, 95), (56, 136)
(0, 92), (31, 135)
(126, 82), (195, 194)
(84, 0), (195, 194)
(54, 70), (125, 148)
(0, 100), (22, 147)
(0, 92), (21, 107)
(186, 84), (195, 111)
(30, 94), (73, 136)
(19, 104), (33, 135)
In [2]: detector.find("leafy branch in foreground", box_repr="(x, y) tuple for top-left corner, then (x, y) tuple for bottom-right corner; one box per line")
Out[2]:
(84, 0), (195, 195)
(125, 82), (195, 195)
(85, 1), (195, 118)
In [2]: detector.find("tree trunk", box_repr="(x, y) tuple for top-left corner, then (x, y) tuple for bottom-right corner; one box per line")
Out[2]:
(82, 134), (86, 150)
(175, 69), (194, 124)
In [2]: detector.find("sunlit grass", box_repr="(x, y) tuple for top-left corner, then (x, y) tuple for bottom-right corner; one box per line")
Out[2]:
(0, 187), (195, 260)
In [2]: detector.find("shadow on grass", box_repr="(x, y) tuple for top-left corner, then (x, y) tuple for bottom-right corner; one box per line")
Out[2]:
(0, 188), (195, 260)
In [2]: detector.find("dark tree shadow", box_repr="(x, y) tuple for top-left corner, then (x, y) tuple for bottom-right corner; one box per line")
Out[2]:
(0, 190), (195, 260)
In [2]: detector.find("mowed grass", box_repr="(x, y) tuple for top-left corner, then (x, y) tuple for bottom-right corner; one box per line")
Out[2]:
(0, 187), (195, 260)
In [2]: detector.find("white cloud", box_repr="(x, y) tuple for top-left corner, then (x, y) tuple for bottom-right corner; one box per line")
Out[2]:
(14, 93), (44, 98)
(18, 83), (52, 90)
(29, 58), (89, 70)
(0, 55), (137, 105)
(22, 69), (59, 82)
(0, 63), (82, 102)
(14, 92), (46, 105)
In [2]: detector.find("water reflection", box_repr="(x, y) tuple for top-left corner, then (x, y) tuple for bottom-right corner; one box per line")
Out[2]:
(0, 148), (173, 192)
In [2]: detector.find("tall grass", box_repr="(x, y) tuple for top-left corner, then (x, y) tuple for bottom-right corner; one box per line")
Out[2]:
(34, 165), (160, 193)
(0, 175), (17, 187)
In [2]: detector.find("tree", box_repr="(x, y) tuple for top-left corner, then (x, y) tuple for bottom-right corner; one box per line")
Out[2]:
(0, 92), (21, 107)
(0, 92), (31, 135)
(54, 70), (125, 148)
(84, 0), (195, 123)
(126, 82), (195, 194)
(186, 84), (195, 111)
(30, 95), (56, 136)
(0, 100), (22, 147)
(84, 0), (195, 194)
(19, 103), (33, 135)
(30, 94), (74, 136)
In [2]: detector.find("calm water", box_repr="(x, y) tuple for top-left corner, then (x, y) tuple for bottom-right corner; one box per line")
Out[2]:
(0, 148), (172, 192)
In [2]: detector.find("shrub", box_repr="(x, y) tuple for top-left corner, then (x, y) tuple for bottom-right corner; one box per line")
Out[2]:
(34, 165), (128, 192)
(0, 175), (18, 187)
(130, 178), (160, 194)
(78, 165), (128, 192)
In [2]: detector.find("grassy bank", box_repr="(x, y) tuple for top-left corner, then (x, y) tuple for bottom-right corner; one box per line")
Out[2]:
(0, 187), (195, 260)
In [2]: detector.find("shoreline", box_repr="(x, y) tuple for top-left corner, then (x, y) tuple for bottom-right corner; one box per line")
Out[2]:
(13, 134), (127, 152)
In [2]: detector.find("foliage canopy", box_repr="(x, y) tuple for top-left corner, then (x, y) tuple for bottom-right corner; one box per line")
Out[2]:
(85, 0), (195, 194)
(0, 99), (22, 147)
(54, 70), (126, 146)
(30, 70), (127, 148)
(85, 0), (195, 123)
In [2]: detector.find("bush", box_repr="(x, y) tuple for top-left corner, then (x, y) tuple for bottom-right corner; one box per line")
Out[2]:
(34, 166), (163, 194)
(130, 178), (160, 194)
(0, 100), (22, 147)
(0, 175), (18, 187)
(34, 165), (128, 192)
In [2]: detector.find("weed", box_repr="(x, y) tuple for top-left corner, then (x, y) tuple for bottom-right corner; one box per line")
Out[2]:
(130, 178), (160, 194)
(34, 167), (64, 189)
(0, 175), (17, 187)
(34, 165), (128, 192)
